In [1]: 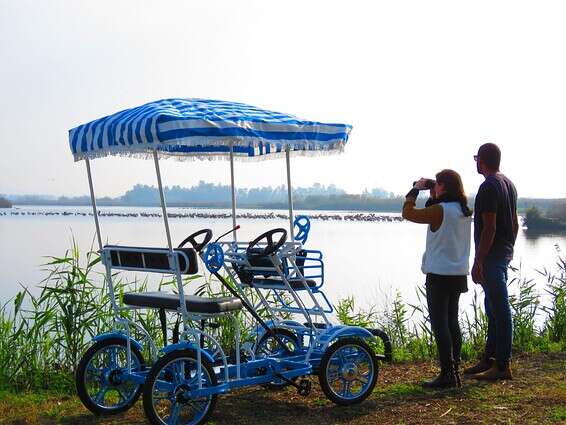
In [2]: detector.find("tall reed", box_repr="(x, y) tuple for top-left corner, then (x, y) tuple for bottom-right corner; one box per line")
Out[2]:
(0, 242), (565, 393)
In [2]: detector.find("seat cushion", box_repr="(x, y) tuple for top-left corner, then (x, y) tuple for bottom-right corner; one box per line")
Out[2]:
(123, 291), (242, 314)
(251, 278), (317, 289)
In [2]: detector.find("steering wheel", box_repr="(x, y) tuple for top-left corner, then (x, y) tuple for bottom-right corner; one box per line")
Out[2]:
(293, 215), (311, 244)
(247, 228), (287, 256)
(178, 229), (213, 252)
(204, 243), (225, 273)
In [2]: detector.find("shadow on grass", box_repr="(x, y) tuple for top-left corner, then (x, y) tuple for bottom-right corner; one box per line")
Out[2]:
(29, 380), (496, 425)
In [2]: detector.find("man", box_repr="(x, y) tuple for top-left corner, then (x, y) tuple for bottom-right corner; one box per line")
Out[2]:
(465, 143), (518, 380)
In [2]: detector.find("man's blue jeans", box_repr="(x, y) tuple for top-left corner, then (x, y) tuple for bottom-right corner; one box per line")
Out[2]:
(482, 258), (513, 364)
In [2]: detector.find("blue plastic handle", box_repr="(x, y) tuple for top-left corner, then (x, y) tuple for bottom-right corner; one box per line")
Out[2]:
(293, 215), (311, 244)
(204, 243), (225, 273)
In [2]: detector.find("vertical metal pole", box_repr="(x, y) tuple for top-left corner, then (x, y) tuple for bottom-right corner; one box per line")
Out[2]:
(85, 158), (103, 251)
(229, 145), (238, 242)
(153, 150), (191, 339)
(286, 147), (295, 241)
(153, 150), (173, 251)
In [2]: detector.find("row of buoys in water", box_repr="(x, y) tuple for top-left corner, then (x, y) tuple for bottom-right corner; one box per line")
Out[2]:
(0, 209), (404, 222)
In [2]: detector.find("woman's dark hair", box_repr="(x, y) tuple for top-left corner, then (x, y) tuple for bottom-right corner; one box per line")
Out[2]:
(435, 169), (473, 217)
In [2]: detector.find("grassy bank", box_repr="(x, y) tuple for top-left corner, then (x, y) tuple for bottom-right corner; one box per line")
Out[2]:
(1, 243), (565, 393)
(1, 352), (565, 424)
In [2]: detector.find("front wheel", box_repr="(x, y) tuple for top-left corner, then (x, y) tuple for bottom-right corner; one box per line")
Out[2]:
(76, 337), (145, 415)
(318, 337), (378, 406)
(143, 349), (217, 425)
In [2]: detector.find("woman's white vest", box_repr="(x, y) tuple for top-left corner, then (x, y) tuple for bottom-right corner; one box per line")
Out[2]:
(421, 202), (471, 276)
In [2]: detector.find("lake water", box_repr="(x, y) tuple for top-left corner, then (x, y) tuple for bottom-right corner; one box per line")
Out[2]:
(1, 205), (565, 319)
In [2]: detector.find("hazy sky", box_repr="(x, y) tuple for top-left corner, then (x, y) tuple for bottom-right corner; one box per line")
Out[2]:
(1, 1), (565, 198)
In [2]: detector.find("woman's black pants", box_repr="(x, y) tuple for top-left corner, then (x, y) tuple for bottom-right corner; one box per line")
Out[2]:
(426, 283), (462, 367)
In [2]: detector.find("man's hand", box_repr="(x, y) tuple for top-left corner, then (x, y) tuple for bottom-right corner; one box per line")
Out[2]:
(471, 259), (484, 284)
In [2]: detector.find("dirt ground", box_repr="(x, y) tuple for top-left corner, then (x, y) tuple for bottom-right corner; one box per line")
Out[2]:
(1, 352), (565, 425)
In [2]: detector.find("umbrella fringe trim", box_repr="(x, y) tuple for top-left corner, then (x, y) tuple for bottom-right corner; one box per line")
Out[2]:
(72, 138), (346, 162)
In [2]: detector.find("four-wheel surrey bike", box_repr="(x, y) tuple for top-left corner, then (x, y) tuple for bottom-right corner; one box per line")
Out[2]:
(69, 98), (392, 424)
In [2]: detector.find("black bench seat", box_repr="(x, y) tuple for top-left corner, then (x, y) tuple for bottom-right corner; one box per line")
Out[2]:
(123, 291), (243, 314)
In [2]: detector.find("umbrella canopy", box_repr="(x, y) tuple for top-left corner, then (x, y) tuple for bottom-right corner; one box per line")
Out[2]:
(69, 98), (352, 162)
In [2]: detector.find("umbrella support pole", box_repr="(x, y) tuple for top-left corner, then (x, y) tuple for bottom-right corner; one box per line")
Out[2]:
(85, 159), (103, 251)
(286, 148), (295, 241)
(230, 146), (238, 242)
(152, 150), (191, 331)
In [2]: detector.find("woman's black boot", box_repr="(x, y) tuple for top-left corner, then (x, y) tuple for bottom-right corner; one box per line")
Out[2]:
(454, 361), (462, 388)
(423, 364), (458, 389)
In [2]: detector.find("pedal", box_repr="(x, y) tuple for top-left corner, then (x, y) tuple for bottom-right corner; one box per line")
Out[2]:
(297, 379), (311, 396)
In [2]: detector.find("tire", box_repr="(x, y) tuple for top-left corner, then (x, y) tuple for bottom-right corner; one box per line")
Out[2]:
(318, 337), (378, 406)
(254, 328), (301, 390)
(143, 349), (217, 425)
(76, 337), (145, 416)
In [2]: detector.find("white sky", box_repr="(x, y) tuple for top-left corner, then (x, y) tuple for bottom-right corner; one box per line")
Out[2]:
(1, 0), (565, 198)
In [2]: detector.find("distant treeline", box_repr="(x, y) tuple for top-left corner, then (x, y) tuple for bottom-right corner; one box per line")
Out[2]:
(523, 204), (566, 232)
(0, 196), (12, 208)
(3, 182), (565, 214)
(3, 182), (396, 209)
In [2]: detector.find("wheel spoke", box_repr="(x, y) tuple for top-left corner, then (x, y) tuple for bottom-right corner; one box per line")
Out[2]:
(343, 381), (352, 397)
(337, 349), (348, 366)
(93, 387), (107, 405)
(115, 386), (129, 403)
(86, 365), (104, 379)
(191, 399), (207, 414)
(152, 393), (172, 402)
(167, 402), (181, 425)
(353, 351), (369, 364)
(327, 370), (340, 383)
(339, 380), (347, 395)
(107, 347), (117, 368)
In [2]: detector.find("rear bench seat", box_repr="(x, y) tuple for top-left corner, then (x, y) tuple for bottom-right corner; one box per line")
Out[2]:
(123, 292), (243, 314)
(103, 245), (242, 314)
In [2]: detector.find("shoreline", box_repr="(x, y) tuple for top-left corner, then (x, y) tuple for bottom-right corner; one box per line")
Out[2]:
(0, 208), (404, 222)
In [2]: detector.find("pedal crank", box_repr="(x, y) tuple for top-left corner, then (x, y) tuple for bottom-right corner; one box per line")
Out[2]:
(297, 379), (311, 396)
(271, 369), (311, 397)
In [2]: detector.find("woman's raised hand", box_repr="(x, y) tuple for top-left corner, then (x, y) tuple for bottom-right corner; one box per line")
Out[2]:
(413, 178), (431, 190)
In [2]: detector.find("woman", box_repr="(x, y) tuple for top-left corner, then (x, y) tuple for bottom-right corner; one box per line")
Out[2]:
(402, 169), (472, 388)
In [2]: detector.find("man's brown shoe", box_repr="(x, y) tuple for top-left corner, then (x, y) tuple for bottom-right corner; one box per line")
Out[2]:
(463, 357), (494, 375)
(471, 363), (513, 381)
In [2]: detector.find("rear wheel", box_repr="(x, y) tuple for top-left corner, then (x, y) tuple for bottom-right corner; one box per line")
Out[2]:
(76, 337), (144, 415)
(143, 349), (217, 425)
(318, 337), (378, 405)
(254, 328), (301, 389)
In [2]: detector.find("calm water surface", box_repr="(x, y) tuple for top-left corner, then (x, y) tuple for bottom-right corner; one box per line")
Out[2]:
(1, 206), (564, 316)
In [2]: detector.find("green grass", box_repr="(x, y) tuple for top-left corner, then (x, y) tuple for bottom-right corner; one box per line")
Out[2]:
(548, 405), (566, 422)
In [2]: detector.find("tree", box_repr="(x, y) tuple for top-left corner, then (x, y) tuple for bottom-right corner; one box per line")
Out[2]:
(0, 196), (12, 208)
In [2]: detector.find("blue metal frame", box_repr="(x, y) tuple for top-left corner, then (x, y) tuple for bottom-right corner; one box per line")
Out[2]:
(160, 342), (216, 365)
(93, 331), (144, 353)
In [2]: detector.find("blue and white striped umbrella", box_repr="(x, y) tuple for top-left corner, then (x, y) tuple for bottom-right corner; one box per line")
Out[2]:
(68, 98), (352, 162)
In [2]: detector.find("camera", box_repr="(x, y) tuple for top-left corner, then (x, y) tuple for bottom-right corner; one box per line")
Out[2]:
(412, 179), (436, 190)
